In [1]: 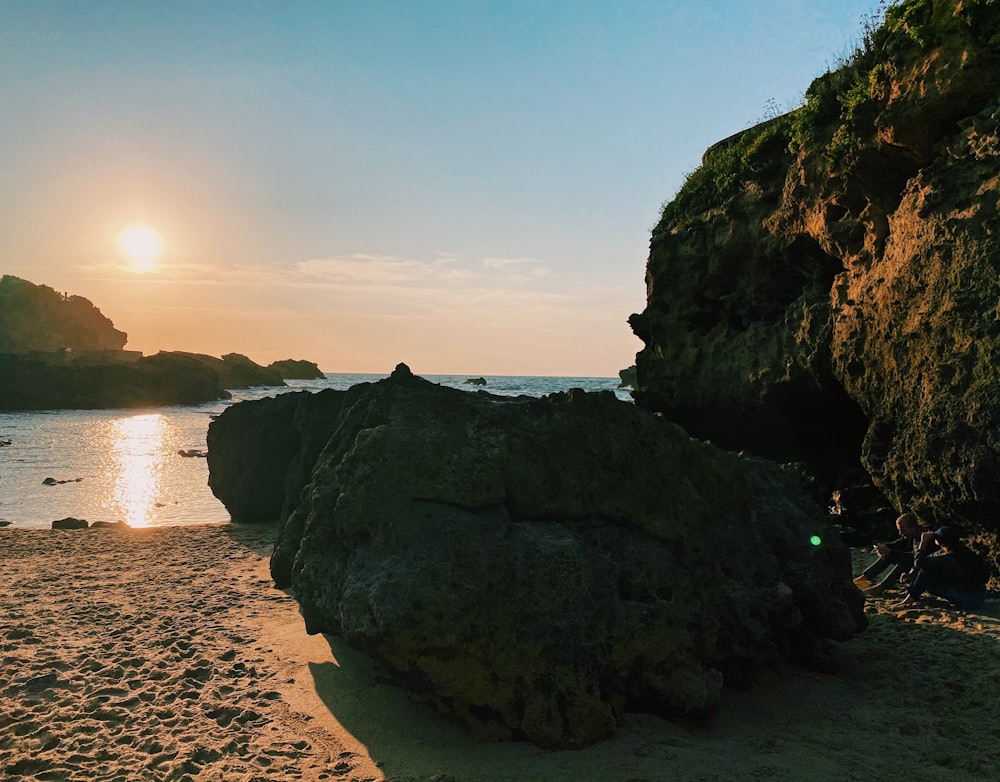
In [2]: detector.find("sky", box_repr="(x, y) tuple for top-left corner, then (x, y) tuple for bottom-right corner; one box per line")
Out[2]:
(0, 0), (882, 376)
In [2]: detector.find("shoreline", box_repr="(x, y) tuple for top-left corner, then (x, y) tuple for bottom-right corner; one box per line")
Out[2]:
(4, 525), (1000, 781)
(0, 374), (630, 533)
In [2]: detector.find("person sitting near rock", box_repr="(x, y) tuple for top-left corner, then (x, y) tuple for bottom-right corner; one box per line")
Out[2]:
(895, 525), (990, 610)
(853, 513), (929, 596)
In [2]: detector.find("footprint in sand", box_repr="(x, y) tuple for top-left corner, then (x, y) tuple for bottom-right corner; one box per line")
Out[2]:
(205, 705), (262, 728)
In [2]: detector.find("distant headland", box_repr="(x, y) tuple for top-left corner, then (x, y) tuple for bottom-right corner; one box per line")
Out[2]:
(0, 275), (323, 410)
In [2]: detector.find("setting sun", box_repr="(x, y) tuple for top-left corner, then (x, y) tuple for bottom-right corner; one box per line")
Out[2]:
(118, 224), (164, 270)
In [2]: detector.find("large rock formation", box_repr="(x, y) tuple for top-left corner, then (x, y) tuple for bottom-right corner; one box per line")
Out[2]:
(0, 275), (127, 352)
(207, 364), (864, 748)
(630, 0), (1000, 548)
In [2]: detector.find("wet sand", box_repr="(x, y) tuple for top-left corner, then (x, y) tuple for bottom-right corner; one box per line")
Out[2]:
(3, 523), (999, 781)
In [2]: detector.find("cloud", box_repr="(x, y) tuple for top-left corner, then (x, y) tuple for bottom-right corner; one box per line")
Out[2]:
(293, 254), (467, 287)
(79, 251), (558, 290)
(68, 248), (644, 375)
(76, 250), (643, 330)
(290, 253), (555, 289)
(280, 254), (568, 321)
(480, 256), (557, 282)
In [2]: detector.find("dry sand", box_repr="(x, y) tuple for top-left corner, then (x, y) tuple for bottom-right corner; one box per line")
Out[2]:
(3, 524), (1000, 782)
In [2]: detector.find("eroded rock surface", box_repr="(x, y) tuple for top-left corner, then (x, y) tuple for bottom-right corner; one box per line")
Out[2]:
(630, 0), (1000, 544)
(208, 365), (863, 748)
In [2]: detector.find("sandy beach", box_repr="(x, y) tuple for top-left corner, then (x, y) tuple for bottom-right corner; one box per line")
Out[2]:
(3, 524), (1000, 782)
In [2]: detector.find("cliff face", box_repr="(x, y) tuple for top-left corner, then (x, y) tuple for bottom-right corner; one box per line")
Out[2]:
(0, 276), (307, 409)
(631, 0), (1000, 535)
(0, 275), (127, 353)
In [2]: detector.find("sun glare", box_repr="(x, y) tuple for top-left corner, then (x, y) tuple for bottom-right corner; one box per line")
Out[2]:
(118, 224), (164, 270)
(111, 413), (167, 527)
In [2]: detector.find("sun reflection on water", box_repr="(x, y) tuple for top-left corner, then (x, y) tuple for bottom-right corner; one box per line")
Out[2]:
(112, 414), (167, 528)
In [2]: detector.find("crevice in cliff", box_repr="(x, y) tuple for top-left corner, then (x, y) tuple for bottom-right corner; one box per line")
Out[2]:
(636, 376), (869, 493)
(758, 380), (870, 486)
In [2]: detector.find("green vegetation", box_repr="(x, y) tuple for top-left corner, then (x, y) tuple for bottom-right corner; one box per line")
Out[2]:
(883, 0), (936, 48)
(658, 113), (794, 227)
(786, 0), (917, 160)
(659, 0), (935, 227)
(657, 0), (1000, 227)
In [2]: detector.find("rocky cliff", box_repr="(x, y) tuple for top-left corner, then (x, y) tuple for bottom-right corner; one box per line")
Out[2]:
(0, 275), (127, 352)
(207, 364), (863, 748)
(0, 275), (332, 409)
(630, 0), (1000, 554)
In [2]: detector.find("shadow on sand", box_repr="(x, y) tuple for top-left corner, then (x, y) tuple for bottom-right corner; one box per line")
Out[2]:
(298, 598), (1000, 781)
(222, 520), (281, 557)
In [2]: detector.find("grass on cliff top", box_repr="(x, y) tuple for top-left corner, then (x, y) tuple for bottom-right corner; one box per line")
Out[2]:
(655, 0), (994, 232)
(657, 113), (795, 229)
(790, 0), (999, 158)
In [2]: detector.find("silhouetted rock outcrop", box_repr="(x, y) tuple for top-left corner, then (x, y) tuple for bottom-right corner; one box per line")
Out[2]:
(630, 0), (1000, 553)
(172, 352), (285, 388)
(52, 517), (89, 530)
(207, 364), (863, 748)
(267, 359), (325, 380)
(0, 275), (127, 353)
(0, 276), (327, 409)
(0, 351), (230, 410)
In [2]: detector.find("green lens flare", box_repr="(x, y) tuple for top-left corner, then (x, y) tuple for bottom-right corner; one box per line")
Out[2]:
(810, 535), (822, 547)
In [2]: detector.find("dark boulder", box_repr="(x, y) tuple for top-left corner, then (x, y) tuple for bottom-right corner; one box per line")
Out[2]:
(52, 517), (89, 529)
(207, 364), (864, 748)
(208, 390), (314, 525)
(617, 365), (637, 389)
(170, 352), (285, 389)
(267, 359), (325, 380)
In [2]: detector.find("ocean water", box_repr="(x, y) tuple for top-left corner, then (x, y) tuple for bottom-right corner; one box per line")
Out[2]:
(0, 373), (631, 530)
